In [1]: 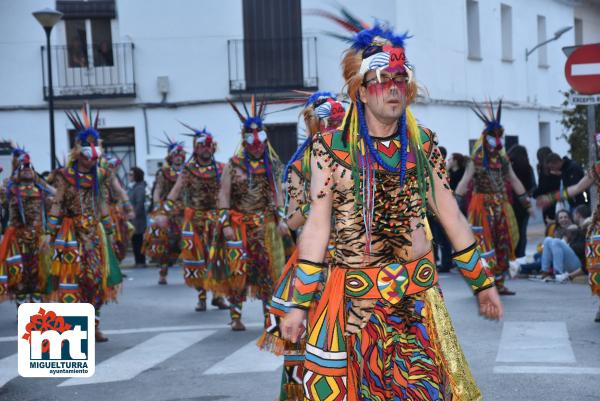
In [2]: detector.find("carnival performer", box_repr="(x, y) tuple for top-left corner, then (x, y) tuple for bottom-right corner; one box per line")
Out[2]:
(218, 96), (288, 331)
(0, 146), (54, 308)
(143, 134), (186, 284)
(102, 154), (135, 263)
(281, 19), (502, 401)
(455, 101), (531, 295)
(163, 123), (229, 311)
(257, 91), (345, 401)
(46, 105), (122, 342)
(536, 132), (600, 322)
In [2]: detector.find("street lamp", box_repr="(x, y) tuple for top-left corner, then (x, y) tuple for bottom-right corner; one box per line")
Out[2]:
(526, 26), (572, 61)
(33, 8), (63, 170)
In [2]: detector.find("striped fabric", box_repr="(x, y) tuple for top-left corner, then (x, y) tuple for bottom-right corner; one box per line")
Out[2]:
(452, 242), (494, 294)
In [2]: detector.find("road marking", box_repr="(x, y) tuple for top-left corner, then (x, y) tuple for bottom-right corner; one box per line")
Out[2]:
(496, 321), (575, 363)
(59, 330), (215, 386)
(0, 353), (18, 387)
(494, 366), (600, 375)
(572, 63), (600, 76)
(203, 340), (282, 375)
(0, 322), (262, 343)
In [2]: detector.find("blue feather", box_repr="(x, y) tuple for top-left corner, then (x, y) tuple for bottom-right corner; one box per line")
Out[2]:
(351, 23), (411, 50)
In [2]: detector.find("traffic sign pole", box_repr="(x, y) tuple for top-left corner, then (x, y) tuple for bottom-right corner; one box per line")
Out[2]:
(589, 105), (598, 209)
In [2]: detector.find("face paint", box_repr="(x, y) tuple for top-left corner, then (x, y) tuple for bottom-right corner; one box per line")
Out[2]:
(81, 143), (100, 161)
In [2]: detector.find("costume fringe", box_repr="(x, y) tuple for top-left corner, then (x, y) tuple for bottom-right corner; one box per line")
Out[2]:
(423, 287), (482, 401)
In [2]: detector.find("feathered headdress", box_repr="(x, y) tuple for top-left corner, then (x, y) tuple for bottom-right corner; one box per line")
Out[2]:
(154, 132), (186, 156)
(227, 95), (267, 135)
(65, 103), (100, 147)
(310, 7), (434, 251)
(471, 99), (503, 133)
(179, 121), (215, 148)
(9, 143), (31, 174)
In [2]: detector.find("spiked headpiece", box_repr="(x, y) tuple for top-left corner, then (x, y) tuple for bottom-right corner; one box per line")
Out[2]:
(154, 132), (186, 157)
(471, 99), (503, 133)
(179, 121), (216, 149)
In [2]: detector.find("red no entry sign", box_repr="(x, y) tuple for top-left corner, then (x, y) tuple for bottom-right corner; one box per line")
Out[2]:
(565, 44), (600, 95)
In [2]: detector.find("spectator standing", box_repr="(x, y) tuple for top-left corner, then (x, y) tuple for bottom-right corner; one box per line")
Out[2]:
(545, 153), (587, 210)
(128, 167), (147, 266)
(533, 147), (560, 223)
(508, 145), (536, 257)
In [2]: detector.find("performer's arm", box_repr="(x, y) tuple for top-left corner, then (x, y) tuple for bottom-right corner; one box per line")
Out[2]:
(47, 174), (65, 238)
(283, 140), (333, 342)
(218, 163), (234, 239)
(166, 170), (186, 202)
(285, 168), (308, 231)
(454, 160), (474, 197)
(99, 173), (114, 235)
(110, 174), (134, 218)
(152, 171), (164, 204)
(536, 171), (594, 209)
(427, 142), (502, 320)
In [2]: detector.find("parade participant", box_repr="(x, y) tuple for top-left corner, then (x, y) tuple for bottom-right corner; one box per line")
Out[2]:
(455, 101), (531, 295)
(143, 134), (186, 284)
(537, 132), (600, 322)
(0, 146), (54, 308)
(46, 105), (122, 342)
(257, 91), (345, 401)
(218, 96), (288, 331)
(101, 153), (135, 262)
(165, 123), (229, 311)
(281, 19), (502, 401)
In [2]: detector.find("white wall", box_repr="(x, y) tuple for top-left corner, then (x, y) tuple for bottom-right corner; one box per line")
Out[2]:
(0, 0), (598, 177)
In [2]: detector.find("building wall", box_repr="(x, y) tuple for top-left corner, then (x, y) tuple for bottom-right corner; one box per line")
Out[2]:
(0, 0), (599, 179)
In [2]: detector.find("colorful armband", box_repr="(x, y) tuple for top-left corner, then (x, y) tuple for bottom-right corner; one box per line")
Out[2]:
(452, 242), (494, 294)
(300, 203), (310, 219)
(277, 207), (286, 221)
(46, 215), (62, 237)
(291, 259), (326, 309)
(162, 199), (175, 213)
(218, 208), (231, 228)
(121, 200), (133, 213)
(101, 215), (115, 235)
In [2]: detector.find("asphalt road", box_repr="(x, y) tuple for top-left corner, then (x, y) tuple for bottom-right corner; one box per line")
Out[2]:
(0, 264), (599, 401)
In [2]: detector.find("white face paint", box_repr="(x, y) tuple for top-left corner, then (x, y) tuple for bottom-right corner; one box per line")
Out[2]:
(257, 131), (267, 142)
(244, 131), (268, 145)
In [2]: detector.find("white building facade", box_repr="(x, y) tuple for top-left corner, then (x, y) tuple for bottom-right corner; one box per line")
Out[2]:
(0, 0), (599, 183)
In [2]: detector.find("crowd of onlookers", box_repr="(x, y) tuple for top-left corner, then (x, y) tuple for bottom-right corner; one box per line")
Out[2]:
(432, 144), (593, 286)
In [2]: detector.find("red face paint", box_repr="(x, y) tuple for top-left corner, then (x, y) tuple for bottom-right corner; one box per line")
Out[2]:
(383, 45), (406, 73)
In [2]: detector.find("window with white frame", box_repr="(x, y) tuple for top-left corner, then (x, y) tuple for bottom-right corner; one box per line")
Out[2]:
(537, 15), (548, 67)
(501, 4), (513, 61)
(466, 0), (481, 60)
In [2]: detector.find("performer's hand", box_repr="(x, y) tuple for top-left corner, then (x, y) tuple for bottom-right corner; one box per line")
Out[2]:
(223, 226), (235, 241)
(155, 214), (169, 228)
(277, 221), (289, 237)
(477, 286), (503, 321)
(281, 308), (306, 343)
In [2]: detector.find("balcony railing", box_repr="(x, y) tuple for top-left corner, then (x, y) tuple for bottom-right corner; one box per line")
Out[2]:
(41, 42), (136, 100)
(228, 36), (318, 93)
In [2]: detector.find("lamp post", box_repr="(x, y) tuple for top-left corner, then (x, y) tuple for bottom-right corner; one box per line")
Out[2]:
(526, 26), (572, 61)
(33, 8), (63, 170)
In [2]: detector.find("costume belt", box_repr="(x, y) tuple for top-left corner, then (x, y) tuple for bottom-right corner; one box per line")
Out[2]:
(184, 207), (217, 221)
(342, 250), (437, 304)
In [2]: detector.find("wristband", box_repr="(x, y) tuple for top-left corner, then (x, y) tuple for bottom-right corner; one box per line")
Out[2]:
(46, 215), (62, 237)
(452, 241), (495, 294)
(101, 215), (114, 235)
(218, 208), (231, 228)
(291, 259), (326, 309)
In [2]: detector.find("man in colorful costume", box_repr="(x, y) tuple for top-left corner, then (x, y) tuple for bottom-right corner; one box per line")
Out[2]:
(0, 146), (54, 308)
(281, 20), (503, 401)
(47, 106), (122, 342)
(218, 96), (288, 331)
(165, 123), (229, 311)
(455, 101), (531, 295)
(257, 91), (345, 401)
(536, 132), (600, 322)
(143, 134), (186, 284)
